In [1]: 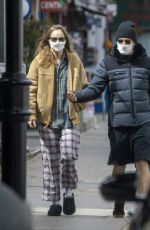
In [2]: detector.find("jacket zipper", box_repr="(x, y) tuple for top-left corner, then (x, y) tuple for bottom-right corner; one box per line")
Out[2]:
(129, 64), (135, 123)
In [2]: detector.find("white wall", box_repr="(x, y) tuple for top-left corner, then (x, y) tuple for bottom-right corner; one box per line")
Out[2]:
(138, 33), (150, 57)
(87, 15), (106, 65)
(95, 16), (106, 64)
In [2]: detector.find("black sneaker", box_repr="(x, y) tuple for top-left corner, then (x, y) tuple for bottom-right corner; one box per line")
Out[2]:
(63, 193), (76, 215)
(47, 204), (62, 216)
(113, 201), (125, 218)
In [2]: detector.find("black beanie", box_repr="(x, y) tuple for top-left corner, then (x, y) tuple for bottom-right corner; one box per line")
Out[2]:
(116, 21), (137, 42)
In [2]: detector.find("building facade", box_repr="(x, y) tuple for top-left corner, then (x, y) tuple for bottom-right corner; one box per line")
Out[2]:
(25, 0), (116, 66)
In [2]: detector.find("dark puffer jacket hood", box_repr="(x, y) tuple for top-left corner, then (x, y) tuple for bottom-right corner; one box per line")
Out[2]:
(110, 43), (147, 63)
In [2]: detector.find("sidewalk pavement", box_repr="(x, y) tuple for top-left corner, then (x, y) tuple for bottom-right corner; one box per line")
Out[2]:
(26, 115), (135, 230)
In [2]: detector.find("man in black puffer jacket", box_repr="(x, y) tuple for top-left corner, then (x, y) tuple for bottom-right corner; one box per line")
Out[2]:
(67, 20), (150, 217)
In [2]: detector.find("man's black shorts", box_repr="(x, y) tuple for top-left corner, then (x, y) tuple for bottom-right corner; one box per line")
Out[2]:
(108, 122), (150, 165)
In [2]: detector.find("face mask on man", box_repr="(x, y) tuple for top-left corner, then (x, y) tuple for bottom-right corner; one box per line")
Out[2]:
(49, 38), (66, 52)
(117, 39), (135, 55)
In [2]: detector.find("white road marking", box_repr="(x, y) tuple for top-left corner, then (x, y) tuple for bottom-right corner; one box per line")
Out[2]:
(32, 207), (128, 217)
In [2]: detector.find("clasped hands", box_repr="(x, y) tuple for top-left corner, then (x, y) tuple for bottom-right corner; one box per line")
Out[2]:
(67, 91), (77, 102)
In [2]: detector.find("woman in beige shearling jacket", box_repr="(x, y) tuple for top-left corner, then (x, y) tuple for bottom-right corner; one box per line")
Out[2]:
(27, 25), (88, 216)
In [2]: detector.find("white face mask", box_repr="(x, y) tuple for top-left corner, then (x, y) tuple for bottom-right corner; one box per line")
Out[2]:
(117, 42), (135, 55)
(49, 40), (66, 52)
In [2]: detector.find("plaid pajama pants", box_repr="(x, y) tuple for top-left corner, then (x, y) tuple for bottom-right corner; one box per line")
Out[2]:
(38, 124), (80, 202)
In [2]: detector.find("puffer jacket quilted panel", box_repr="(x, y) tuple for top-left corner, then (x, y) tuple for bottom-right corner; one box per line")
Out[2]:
(107, 66), (150, 126)
(75, 43), (150, 127)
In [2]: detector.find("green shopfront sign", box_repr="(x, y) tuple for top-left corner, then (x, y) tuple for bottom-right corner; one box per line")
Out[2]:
(113, 0), (150, 29)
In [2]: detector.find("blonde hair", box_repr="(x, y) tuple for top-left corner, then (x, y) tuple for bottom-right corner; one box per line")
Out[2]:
(34, 25), (74, 65)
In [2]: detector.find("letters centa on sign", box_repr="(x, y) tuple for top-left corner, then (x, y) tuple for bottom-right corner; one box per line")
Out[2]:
(40, 0), (62, 12)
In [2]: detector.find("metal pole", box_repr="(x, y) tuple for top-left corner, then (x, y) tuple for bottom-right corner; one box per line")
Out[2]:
(0, 0), (5, 62)
(0, 0), (31, 199)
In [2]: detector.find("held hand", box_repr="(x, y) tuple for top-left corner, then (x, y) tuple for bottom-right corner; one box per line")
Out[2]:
(67, 91), (77, 102)
(28, 120), (36, 128)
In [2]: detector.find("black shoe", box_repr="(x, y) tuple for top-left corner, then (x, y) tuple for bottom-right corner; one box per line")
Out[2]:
(63, 193), (76, 215)
(113, 201), (125, 218)
(47, 204), (62, 216)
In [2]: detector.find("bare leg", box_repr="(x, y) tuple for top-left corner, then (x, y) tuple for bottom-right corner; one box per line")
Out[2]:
(135, 160), (150, 198)
(112, 165), (126, 176)
(127, 160), (150, 221)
